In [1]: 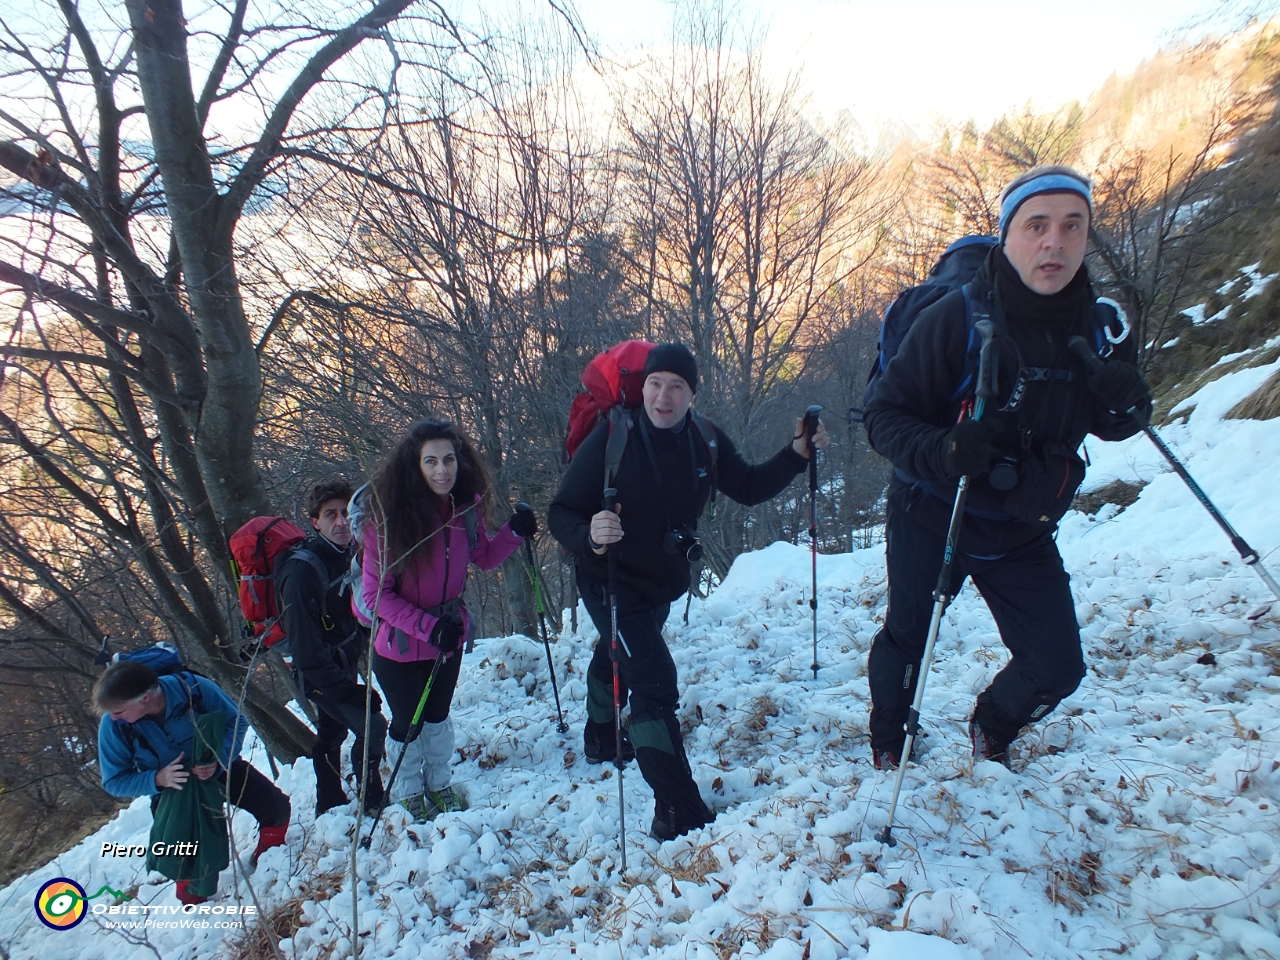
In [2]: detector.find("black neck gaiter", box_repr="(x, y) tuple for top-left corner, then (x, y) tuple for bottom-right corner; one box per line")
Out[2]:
(992, 245), (1091, 333)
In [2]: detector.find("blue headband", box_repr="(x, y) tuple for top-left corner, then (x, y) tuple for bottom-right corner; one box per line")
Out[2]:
(998, 173), (1093, 239)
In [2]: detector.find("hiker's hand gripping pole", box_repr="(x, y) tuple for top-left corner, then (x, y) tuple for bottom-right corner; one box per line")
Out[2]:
(1067, 337), (1280, 607)
(877, 319), (997, 847)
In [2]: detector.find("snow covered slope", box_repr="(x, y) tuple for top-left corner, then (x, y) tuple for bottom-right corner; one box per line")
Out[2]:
(4, 358), (1280, 960)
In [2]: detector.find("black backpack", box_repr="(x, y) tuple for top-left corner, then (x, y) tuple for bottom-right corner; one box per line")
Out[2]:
(860, 235), (997, 416)
(856, 235), (1131, 421)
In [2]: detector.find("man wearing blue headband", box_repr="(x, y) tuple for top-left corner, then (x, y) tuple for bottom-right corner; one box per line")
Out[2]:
(862, 165), (1152, 770)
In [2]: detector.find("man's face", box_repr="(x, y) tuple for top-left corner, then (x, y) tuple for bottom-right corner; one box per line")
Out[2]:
(1003, 192), (1090, 295)
(643, 372), (694, 429)
(311, 497), (353, 546)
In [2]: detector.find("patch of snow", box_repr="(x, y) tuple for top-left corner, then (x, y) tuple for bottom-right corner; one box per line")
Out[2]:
(4, 364), (1280, 960)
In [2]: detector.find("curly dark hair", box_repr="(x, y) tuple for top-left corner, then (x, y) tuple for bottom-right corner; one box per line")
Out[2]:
(366, 419), (494, 573)
(305, 479), (355, 519)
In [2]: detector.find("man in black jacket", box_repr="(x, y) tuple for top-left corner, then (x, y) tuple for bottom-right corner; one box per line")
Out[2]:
(278, 481), (388, 815)
(863, 166), (1152, 770)
(549, 343), (829, 840)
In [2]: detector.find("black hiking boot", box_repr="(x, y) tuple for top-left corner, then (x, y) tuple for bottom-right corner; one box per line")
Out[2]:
(969, 720), (1011, 768)
(584, 719), (635, 765)
(650, 797), (715, 841)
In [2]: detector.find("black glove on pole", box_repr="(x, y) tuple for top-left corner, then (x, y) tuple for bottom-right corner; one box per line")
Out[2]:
(1068, 337), (1280, 608)
(509, 503), (538, 539)
(878, 319), (997, 847)
(804, 405), (822, 680)
(517, 503), (568, 734)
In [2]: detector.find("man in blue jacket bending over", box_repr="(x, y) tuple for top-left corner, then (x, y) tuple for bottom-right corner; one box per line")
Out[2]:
(94, 660), (290, 903)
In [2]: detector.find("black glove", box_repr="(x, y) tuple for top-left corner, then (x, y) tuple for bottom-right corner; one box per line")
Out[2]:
(430, 615), (464, 658)
(1085, 359), (1151, 415)
(942, 417), (1002, 479)
(509, 503), (538, 539)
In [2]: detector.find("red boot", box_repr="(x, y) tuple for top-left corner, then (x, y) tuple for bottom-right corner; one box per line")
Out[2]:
(175, 880), (208, 906)
(250, 821), (288, 867)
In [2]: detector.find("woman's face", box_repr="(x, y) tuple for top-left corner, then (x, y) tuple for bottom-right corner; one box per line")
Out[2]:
(419, 438), (459, 497)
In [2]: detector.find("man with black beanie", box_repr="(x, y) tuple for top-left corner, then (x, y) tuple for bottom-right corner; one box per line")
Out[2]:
(549, 343), (830, 840)
(863, 165), (1152, 770)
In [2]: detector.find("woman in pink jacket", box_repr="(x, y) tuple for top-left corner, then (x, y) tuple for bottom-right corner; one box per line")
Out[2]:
(361, 419), (535, 819)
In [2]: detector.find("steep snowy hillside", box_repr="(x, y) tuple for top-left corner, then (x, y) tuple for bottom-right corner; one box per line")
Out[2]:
(3, 356), (1280, 960)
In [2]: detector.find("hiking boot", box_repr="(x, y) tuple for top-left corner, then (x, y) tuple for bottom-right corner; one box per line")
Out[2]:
(584, 720), (635, 766)
(249, 821), (288, 867)
(650, 798), (714, 842)
(872, 747), (900, 772)
(969, 721), (1011, 768)
(175, 880), (208, 906)
(426, 785), (467, 817)
(872, 730), (928, 771)
(398, 794), (435, 823)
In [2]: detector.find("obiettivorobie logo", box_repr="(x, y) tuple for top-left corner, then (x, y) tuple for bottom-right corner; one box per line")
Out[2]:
(34, 877), (130, 931)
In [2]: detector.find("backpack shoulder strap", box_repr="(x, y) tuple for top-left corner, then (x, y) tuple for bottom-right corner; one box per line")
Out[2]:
(950, 282), (989, 402)
(281, 546), (333, 619)
(688, 411), (720, 511)
(602, 405), (633, 492)
(462, 508), (478, 551)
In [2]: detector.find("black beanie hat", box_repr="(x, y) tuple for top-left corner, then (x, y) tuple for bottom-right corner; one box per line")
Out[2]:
(643, 343), (698, 394)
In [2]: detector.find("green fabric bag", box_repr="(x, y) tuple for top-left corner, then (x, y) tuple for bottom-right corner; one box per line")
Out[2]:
(147, 710), (231, 898)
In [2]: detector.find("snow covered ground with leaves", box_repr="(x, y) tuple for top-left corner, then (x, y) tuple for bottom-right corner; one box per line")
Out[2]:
(4, 355), (1280, 960)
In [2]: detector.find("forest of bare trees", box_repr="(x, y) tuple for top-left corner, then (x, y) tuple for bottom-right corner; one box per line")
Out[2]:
(1, 0), (1278, 874)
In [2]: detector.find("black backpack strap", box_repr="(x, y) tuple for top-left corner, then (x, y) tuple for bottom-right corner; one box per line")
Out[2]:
(602, 406), (633, 493)
(279, 546), (333, 623)
(462, 508), (478, 551)
(688, 411), (719, 512)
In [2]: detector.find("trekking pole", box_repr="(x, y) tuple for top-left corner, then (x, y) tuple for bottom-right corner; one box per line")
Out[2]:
(519, 509), (569, 734)
(1067, 338), (1280, 608)
(804, 405), (822, 680)
(360, 654), (445, 849)
(604, 485), (628, 873)
(877, 319), (996, 847)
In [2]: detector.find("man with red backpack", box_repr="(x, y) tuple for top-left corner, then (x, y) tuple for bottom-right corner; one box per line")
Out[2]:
(276, 481), (388, 816)
(549, 343), (830, 841)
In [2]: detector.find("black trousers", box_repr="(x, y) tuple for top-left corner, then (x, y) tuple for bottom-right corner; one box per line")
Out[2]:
(372, 650), (462, 742)
(868, 492), (1086, 751)
(580, 579), (711, 827)
(308, 683), (387, 808)
(149, 758), (290, 827)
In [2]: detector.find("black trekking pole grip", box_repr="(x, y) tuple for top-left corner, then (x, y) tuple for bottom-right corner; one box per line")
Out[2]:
(1067, 336), (1150, 427)
(973, 320), (997, 407)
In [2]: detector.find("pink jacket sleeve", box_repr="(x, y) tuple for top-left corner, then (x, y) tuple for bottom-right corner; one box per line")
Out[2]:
(470, 519), (523, 570)
(361, 527), (440, 645)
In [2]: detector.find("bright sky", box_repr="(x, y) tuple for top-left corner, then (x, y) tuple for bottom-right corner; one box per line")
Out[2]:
(569, 0), (1253, 134)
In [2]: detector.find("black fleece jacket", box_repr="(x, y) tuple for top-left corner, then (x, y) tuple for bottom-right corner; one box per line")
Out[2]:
(549, 408), (808, 605)
(277, 534), (366, 701)
(864, 248), (1142, 551)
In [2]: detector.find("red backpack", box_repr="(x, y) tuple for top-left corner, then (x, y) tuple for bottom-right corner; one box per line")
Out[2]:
(564, 340), (718, 490)
(229, 516), (315, 648)
(564, 340), (655, 462)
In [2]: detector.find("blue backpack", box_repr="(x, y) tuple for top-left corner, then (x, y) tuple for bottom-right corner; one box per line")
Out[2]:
(856, 235), (1131, 420)
(97, 640), (208, 762)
